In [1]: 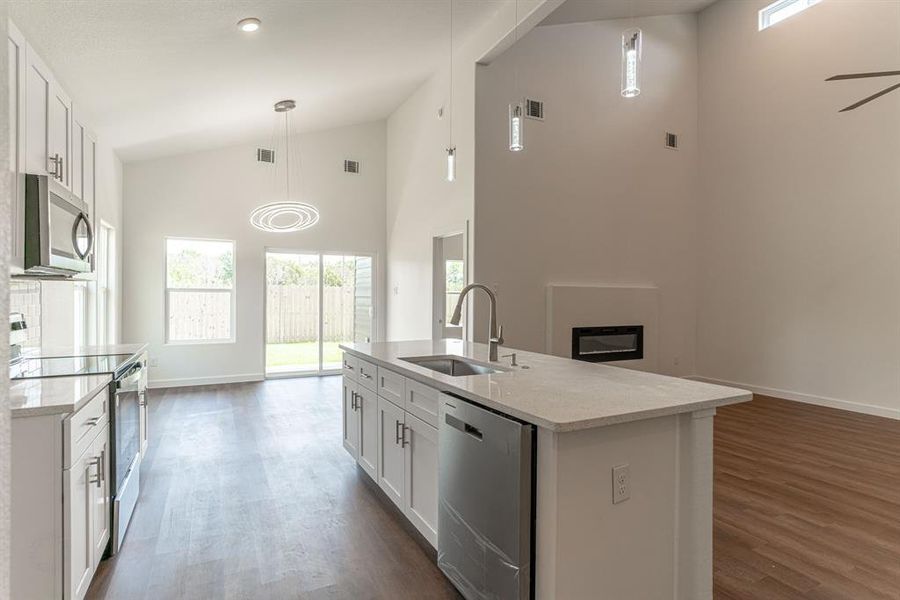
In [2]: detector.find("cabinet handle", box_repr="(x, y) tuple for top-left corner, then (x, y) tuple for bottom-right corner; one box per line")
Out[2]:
(350, 391), (357, 410)
(344, 362), (354, 370)
(361, 372), (372, 380)
(48, 153), (61, 178)
(395, 420), (402, 444)
(85, 416), (101, 427)
(401, 424), (410, 448)
(354, 392), (361, 412)
(89, 452), (103, 488)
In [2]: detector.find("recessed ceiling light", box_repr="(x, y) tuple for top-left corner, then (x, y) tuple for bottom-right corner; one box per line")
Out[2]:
(238, 17), (261, 33)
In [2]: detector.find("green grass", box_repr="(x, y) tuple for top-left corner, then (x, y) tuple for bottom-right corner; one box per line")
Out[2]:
(266, 342), (344, 371)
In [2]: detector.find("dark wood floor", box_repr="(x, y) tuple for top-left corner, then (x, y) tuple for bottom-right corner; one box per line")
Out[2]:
(714, 395), (900, 600)
(87, 381), (900, 599)
(86, 377), (460, 600)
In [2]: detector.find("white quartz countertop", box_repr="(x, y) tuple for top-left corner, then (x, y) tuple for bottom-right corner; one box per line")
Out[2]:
(340, 340), (751, 432)
(10, 374), (111, 418)
(29, 342), (148, 359)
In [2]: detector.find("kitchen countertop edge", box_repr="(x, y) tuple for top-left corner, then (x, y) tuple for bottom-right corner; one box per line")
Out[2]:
(340, 342), (752, 432)
(11, 374), (113, 419)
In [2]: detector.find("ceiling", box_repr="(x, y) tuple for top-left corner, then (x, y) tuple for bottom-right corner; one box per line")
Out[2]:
(540, 0), (718, 26)
(10, 0), (505, 161)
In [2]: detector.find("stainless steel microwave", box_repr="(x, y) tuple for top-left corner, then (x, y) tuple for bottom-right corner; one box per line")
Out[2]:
(23, 173), (94, 276)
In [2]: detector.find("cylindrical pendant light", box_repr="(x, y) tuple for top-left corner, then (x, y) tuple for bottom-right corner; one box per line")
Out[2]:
(621, 28), (642, 98)
(508, 103), (524, 152)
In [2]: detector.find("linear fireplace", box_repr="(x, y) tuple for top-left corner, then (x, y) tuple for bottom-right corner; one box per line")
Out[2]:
(571, 325), (643, 363)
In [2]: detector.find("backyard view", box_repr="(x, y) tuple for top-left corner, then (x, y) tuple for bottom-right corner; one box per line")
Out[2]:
(265, 252), (372, 375)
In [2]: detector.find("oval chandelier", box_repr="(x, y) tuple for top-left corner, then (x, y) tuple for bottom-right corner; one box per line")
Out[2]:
(250, 99), (320, 232)
(249, 201), (319, 232)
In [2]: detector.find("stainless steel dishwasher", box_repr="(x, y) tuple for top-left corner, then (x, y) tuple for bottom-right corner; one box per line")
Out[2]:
(438, 393), (535, 600)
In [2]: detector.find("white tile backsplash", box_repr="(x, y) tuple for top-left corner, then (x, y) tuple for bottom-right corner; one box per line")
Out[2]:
(10, 281), (41, 350)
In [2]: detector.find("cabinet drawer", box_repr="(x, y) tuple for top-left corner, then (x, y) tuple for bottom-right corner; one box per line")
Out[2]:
(405, 379), (440, 428)
(377, 367), (405, 408)
(358, 358), (377, 391)
(64, 387), (109, 469)
(342, 354), (359, 379)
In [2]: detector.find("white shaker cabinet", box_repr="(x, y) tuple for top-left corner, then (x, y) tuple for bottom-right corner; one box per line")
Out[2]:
(8, 21), (26, 273)
(12, 386), (111, 600)
(376, 395), (406, 510)
(342, 353), (440, 549)
(356, 384), (378, 480)
(403, 412), (439, 546)
(342, 376), (360, 459)
(24, 39), (74, 190)
(65, 423), (109, 600)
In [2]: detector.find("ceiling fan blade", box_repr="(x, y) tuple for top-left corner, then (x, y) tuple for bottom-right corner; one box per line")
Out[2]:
(827, 70), (900, 81)
(839, 82), (900, 112)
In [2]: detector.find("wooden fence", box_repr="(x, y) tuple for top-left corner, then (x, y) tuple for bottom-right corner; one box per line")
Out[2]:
(266, 285), (355, 343)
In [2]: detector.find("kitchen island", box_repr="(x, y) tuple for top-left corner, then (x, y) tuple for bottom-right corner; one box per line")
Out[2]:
(340, 339), (750, 600)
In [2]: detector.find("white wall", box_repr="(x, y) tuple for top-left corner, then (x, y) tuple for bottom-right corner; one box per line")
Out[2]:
(385, 0), (563, 341)
(123, 121), (387, 387)
(696, 0), (900, 417)
(473, 15), (700, 376)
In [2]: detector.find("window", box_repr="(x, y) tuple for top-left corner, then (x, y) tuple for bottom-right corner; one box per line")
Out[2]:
(165, 238), (235, 343)
(445, 259), (465, 325)
(96, 222), (117, 345)
(759, 0), (820, 30)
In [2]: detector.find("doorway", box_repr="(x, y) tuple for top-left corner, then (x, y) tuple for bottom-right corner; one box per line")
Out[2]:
(265, 250), (374, 377)
(432, 231), (467, 340)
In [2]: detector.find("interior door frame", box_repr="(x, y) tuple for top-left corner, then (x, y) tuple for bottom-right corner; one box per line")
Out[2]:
(431, 221), (469, 341)
(263, 248), (377, 378)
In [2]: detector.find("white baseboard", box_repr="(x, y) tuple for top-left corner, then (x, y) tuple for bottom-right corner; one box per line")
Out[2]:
(149, 373), (264, 389)
(689, 375), (900, 420)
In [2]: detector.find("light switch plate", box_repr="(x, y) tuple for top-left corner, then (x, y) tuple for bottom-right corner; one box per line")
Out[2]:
(613, 464), (630, 504)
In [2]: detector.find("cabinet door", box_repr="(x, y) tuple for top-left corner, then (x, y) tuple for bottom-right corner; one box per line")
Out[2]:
(342, 377), (359, 460)
(377, 397), (405, 510)
(71, 115), (85, 200)
(83, 130), (97, 219)
(404, 413), (439, 547)
(64, 448), (95, 600)
(25, 44), (51, 177)
(48, 82), (72, 190)
(8, 23), (26, 273)
(90, 426), (111, 567)
(356, 385), (377, 480)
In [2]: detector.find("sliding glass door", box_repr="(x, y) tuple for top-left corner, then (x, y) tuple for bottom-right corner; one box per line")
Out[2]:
(265, 251), (373, 377)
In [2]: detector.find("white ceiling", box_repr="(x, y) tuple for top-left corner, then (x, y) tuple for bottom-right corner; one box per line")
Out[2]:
(10, 0), (505, 162)
(540, 0), (718, 26)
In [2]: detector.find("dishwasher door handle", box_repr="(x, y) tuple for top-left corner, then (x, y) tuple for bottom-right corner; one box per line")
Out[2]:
(445, 413), (483, 441)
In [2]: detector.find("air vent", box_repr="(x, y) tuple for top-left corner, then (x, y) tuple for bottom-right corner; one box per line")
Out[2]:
(344, 159), (360, 174)
(257, 148), (275, 163)
(665, 132), (679, 150)
(525, 98), (544, 120)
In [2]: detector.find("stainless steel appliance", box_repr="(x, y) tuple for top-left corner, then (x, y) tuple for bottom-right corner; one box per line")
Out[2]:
(438, 394), (534, 600)
(111, 358), (145, 554)
(23, 173), (94, 276)
(10, 349), (147, 556)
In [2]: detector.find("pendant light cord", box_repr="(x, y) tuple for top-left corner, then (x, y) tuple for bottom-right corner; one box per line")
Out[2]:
(448, 0), (453, 148)
(284, 111), (291, 202)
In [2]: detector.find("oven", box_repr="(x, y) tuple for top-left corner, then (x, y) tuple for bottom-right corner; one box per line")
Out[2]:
(23, 173), (94, 276)
(111, 357), (146, 554)
(572, 325), (643, 363)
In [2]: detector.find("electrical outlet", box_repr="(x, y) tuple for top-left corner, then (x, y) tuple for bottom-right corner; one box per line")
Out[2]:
(612, 464), (630, 504)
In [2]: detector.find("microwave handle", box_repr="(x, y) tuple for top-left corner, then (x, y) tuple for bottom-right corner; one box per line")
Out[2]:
(71, 212), (94, 260)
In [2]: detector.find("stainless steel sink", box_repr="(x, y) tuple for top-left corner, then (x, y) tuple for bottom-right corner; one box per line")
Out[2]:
(400, 355), (507, 377)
